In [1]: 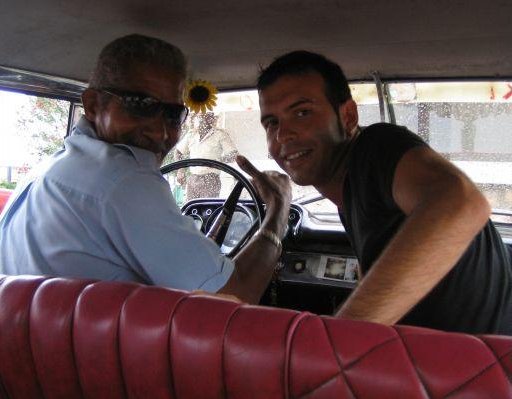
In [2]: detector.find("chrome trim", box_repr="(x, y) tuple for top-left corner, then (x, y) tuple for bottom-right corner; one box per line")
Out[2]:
(0, 65), (86, 100)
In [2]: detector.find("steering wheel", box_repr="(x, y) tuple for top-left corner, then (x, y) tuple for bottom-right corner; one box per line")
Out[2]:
(160, 158), (265, 257)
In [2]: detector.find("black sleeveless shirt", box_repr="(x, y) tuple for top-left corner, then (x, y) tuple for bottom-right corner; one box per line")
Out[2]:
(339, 123), (512, 334)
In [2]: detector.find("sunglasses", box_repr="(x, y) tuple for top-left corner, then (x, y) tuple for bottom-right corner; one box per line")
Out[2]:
(100, 88), (189, 126)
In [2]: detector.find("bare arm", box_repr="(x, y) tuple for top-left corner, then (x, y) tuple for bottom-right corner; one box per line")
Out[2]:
(336, 146), (490, 324)
(218, 156), (292, 304)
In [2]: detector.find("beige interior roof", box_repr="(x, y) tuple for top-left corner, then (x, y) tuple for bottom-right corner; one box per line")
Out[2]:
(1, 0), (512, 92)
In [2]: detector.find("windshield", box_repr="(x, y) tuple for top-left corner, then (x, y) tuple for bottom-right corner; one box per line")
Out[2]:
(170, 82), (512, 223)
(167, 84), (379, 211)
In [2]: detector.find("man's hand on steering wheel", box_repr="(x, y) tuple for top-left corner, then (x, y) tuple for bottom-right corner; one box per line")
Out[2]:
(235, 155), (292, 239)
(161, 156), (292, 304)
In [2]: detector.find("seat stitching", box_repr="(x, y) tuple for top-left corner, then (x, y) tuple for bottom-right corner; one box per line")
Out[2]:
(117, 284), (144, 399)
(297, 369), (350, 398)
(479, 338), (512, 384)
(342, 335), (399, 370)
(284, 312), (312, 399)
(297, 334), (402, 398)
(220, 303), (243, 399)
(70, 280), (96, 399)
(393, 327), (432, 398)
(27, 276), (50, 399)
(443, 338), (512, 398)
(167, 291), (194, 399)
(319, 318), (358, 398)
(443, 360), (501, 398)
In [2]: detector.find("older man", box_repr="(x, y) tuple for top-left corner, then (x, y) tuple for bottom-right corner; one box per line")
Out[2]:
(0, 34), (291, 304)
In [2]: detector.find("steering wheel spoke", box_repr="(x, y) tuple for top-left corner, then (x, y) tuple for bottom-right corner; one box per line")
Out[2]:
(160, 158), (264, 257)
(205, 181), (244, 245)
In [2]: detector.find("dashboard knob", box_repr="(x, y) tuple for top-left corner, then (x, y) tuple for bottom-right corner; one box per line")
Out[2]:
(293, 260), (306, 273)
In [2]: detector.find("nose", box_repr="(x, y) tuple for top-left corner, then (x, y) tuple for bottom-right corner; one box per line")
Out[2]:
(275, 119), (297, 144)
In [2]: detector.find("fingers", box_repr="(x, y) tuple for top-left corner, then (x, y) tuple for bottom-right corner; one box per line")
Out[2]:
(237, 155), (286, 180)
(236, 155), (263, 179)
(236, 154), (291, 202)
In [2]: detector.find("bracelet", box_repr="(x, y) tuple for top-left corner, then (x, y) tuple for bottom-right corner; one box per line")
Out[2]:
(257, 228), (282, 253)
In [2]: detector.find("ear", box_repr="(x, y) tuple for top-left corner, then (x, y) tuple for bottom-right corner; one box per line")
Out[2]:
(81, 88), (101, 122)
(338, 99), (359, 138)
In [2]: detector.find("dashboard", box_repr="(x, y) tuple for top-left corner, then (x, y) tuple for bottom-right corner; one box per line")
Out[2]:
(182, 199), (358, 314)
(182, 198), (512, 314)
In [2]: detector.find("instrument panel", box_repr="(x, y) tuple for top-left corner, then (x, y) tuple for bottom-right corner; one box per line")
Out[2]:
(181, 199), (359, 291)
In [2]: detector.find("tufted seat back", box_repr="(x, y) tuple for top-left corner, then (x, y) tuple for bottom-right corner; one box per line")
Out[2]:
(0, 274), (511, 398)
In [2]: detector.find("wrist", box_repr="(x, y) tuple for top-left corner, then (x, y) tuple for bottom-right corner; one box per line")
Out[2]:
(262, 218), (288, 240)
(264, 207), (290, 239)
(256, 228), (282, 254)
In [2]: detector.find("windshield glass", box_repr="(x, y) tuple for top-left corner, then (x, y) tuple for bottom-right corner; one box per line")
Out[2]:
(170, 81), (512, 223)
(169, 83), (380, 209)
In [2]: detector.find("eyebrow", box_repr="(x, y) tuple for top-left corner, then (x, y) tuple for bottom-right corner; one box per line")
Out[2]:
(260, 98), (314, 124)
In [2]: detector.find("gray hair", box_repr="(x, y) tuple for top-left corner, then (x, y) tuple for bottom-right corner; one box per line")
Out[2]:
(88, 34), (187, 89)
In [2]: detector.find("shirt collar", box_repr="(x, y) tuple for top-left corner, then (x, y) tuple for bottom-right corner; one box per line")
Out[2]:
(72, 116), (99, 139)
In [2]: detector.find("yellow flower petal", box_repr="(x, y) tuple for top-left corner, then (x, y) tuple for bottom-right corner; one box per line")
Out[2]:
(185, 79), (218, 113)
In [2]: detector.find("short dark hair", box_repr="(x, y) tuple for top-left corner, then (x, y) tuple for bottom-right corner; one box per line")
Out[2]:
(89, 34), (187, 89)
(257, 51), (351, 110)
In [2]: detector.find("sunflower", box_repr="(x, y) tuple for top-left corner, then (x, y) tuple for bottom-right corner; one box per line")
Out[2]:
(184, 79), (218, 113)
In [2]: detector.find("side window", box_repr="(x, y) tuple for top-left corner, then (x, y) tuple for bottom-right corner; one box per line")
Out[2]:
(350, 83), (381, 126)
(389, 82), (512, 221)
(0, 89), (71, 190)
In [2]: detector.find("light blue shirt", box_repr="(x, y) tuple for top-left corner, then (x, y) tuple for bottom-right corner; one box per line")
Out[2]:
(0, 117), (234, 292)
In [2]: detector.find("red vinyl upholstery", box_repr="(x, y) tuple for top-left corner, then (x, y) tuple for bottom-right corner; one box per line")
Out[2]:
(0, 274), (511, 399)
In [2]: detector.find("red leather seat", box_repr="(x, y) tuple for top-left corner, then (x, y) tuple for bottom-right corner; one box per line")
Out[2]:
(0, 189), (12, 214)
(0, 274), (511, 398)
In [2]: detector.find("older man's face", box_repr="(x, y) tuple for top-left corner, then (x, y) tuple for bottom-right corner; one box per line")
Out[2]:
(89, 62), (186, 164)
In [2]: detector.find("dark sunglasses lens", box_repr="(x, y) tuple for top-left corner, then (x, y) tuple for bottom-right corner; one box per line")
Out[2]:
(163, 105), (188, 125)
(113, 91), (188, 125)
(122, 96), (161, 118)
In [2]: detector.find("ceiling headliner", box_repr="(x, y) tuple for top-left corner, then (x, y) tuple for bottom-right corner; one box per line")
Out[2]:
(1, 0), (512, 91)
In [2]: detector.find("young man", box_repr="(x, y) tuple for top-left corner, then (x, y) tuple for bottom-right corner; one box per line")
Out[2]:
(0, 34), (292, 305)
(257, 51), (512, 334)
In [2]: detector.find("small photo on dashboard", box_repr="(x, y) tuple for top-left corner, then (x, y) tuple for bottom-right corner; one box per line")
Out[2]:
(317, 256), (359, 282)
(325, 258), (347, 279)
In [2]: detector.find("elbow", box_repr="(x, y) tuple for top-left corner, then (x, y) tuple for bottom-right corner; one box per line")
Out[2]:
(452, 176), (491, 230)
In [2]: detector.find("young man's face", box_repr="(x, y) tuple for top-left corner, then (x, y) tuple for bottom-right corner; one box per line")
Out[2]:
(84, 62), (186, 164)
(259, 72), (351, 187)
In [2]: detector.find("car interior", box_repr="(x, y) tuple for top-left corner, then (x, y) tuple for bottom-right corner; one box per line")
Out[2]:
(1, 0), (512, 397)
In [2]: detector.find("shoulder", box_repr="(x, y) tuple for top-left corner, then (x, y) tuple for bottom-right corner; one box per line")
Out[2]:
(347, 123), (429, 190)
(360, 123), (425, 144)
(353, 123), (427, 161)
(47, 135), (162, 201)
